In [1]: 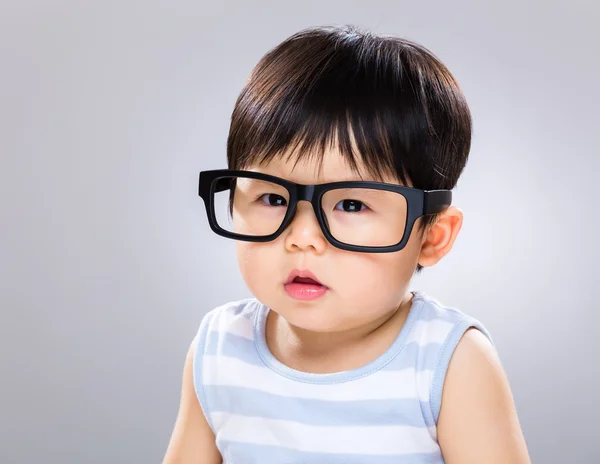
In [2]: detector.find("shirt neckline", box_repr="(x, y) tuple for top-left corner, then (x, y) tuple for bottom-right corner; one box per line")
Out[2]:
(253, 291), (426, 384)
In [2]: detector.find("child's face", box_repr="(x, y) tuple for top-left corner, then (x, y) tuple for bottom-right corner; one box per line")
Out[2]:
(235, 148), (426, 333)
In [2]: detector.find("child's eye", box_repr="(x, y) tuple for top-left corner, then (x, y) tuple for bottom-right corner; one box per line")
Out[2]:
(258, 193), (287, 207)
(334, 199), (367, 212)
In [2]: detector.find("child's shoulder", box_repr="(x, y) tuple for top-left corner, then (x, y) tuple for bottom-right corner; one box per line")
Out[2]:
(408, 291), (495, 424)
(204, 296), (261, 318)
(196, 297), (263, 340)
(410, 290), (494, 348)
(413, 290), (480, 323)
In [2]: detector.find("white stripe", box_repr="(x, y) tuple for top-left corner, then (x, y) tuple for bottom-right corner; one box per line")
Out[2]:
(212, 303), (456, 345)
(211, 309), (255, 340)
(212, 304), (455, 344)
(211, 413), (439, 455)
(406, 318), (455, 346)
(203, 355), (433, 402)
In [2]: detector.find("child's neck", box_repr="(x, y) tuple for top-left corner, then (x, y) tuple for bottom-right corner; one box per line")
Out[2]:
(265, 291), (415, 374)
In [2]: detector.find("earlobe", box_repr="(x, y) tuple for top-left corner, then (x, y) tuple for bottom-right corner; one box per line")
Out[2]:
(417, 207), (463, 268)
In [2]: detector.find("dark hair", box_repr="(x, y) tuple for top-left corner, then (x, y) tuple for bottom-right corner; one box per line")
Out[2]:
(226, 24), (472, 273)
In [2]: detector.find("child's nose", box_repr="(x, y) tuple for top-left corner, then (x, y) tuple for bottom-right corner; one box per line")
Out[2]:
(283, 201), (328, 254)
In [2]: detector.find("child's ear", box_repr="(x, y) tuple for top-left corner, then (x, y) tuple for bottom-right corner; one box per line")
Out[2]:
(417, 206), (463, 268)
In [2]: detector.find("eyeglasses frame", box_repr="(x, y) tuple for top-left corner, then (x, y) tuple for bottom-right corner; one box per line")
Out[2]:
(198, 169), (451, 253)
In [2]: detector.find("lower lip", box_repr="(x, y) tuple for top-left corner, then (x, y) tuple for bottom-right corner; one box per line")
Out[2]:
(284, 282), (328, 301)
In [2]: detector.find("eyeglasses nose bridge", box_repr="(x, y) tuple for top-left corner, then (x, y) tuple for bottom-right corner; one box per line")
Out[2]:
(296, 184), (316, 202)
(287, 183), (322, 224)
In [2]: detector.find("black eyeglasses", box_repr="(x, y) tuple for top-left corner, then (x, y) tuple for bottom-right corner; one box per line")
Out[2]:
(198, 169), (451, 253)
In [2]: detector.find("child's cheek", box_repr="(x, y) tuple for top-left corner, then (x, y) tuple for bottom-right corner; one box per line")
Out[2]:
(332, 252), (413, 307)
(235, 241), (278, 294)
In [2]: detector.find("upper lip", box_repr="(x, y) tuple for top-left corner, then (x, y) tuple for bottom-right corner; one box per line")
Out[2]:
(285, 269), (326, 287)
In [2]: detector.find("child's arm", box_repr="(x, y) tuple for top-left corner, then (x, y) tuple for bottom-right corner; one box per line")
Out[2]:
(162, 339), (222, 464)
(437, 329), (531, 463)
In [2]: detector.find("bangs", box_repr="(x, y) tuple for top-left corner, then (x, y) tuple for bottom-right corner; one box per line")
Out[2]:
(226, 25), (471, 190)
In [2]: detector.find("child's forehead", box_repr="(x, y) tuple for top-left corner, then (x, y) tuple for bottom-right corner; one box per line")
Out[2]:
(248, 148), (406, 186)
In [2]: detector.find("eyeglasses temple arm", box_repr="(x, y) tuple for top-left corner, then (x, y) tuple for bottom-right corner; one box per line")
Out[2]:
(213, 178), (232, 193)
(423, 190), (452, 215)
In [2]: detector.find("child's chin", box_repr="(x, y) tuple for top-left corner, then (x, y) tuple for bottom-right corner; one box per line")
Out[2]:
(276, 305), (348, 333)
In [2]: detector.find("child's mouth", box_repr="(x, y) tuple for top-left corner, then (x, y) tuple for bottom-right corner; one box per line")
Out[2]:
(284, 271), (328, 301)
(293, 277), (321, 285)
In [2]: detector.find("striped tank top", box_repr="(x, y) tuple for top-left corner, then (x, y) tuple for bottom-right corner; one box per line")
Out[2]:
(192, 291), (493, 463)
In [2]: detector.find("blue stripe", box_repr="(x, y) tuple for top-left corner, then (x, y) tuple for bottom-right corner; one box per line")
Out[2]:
(205, 331), (264, 366)
(217, 441), (444, 464)
(204, 385), (434, 428)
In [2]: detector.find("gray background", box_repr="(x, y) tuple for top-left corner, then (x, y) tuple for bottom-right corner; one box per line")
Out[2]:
(1, 1), (598, 463)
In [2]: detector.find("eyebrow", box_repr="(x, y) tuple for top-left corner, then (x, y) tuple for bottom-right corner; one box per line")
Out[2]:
(248, 168), (393, 185)
(319, 175), (375, 183)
